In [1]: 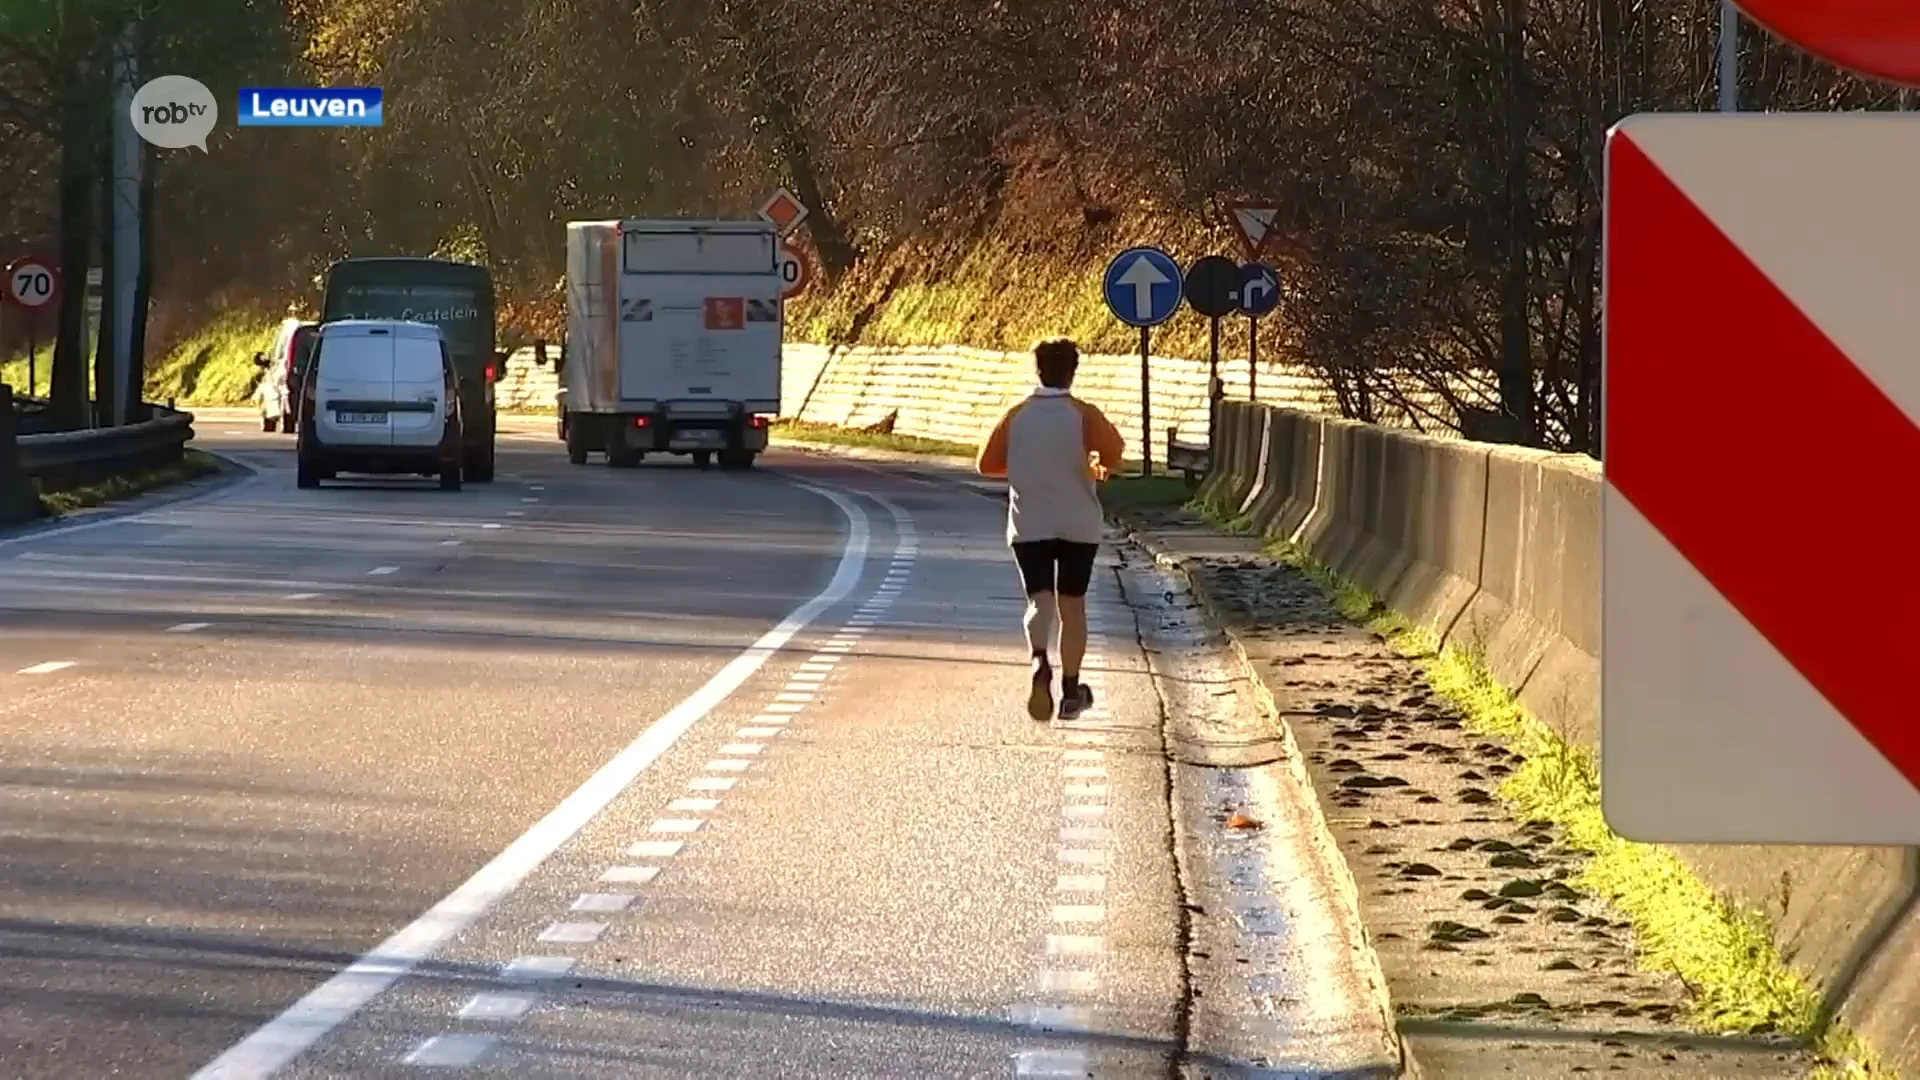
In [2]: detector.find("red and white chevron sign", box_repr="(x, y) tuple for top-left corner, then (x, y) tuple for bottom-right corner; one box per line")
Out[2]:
(1602, 114), (1920, 845)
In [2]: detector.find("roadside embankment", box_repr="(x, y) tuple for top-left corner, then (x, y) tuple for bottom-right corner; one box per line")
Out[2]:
(1143, 402), (1918, 1077)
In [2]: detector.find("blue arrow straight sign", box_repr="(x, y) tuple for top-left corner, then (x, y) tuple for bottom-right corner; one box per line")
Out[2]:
(1238, 263), (1280, 317)
(1103, 246), (1183, 327)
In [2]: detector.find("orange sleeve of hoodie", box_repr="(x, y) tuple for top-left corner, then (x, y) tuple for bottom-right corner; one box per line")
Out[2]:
(1073, 399), (1127, 478)
(975, 402), (1020, 478)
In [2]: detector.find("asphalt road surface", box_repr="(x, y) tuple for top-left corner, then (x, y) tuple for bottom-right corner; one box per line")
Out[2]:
(0, 415), (1192, 1078)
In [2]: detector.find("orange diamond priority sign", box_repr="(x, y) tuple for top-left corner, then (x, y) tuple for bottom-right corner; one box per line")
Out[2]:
(758, 188), (809, 236)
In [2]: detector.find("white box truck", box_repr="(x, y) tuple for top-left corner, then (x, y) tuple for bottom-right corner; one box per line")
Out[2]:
(558, 219), (782, 469)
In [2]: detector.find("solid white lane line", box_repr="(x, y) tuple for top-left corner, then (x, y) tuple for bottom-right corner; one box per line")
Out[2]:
(166, 622), (211, 633)
(404, 1034), (497, 1067)
(536, 921), (604, 944)
(688, 777), (737, 792)
(16, 661), (74, 675)
(187, 484), (871, 1079)
(368, 566), (398, 576)
(627, 840), (684, 858)
(502, 956), (575, 981)
(570, 893), (635, 914)
(458, 991), (535, 1021)
(598, 866), (660, 885)
(669, 797), (721, 812)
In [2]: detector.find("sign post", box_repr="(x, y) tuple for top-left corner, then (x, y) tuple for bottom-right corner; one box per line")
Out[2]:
(1101, 246), (1184, 477)
(5, 256), (60, 399)
(1237, 262), (1280, 401)
(1183, 255), (1240, 444)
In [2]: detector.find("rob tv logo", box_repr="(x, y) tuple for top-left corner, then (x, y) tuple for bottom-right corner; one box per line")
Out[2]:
(237, 86), (383, 126)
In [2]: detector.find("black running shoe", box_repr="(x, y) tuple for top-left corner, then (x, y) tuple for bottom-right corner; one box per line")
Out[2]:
(1027, 656), (1055, 722)
(1057, 681), (1094, 721)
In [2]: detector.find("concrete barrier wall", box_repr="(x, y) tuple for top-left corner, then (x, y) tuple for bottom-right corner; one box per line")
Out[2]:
(1208, 401), (1920, 1075)
(499, 340), (1469, 450)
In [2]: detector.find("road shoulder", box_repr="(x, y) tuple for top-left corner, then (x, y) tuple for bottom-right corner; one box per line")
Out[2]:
(1106, 499), (1818, 1079)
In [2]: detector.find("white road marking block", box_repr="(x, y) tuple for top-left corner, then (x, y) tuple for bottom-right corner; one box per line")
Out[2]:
(706, 759), (752, 772)
(368, 566), (398, 575)
(16, 661), (74, 675)
(764, 703), (805, 714)
(1062, 765), (1107, 779)
(536, 921), (604, 944)
(1011, 1003), (1095, 1031)
(1055, 874), (1106, 893)
(1063, 749), (1104, 762)
(571, 893), (634, 914)
(718, 743), (764, 756)
(649, 818), (704, 833)
(627, 840), (685, 858)
(598, 866), (659, 886)
(774, 692), (814, 703)
(1063, 784), (1110, 799)
(284, 592), (320, 600)
(1051, 904), (1106, 923)
(1062, 804), (1107, 819)
(1060, 827), (1108, 844)
(688, 777), (737, 791)
(1039, 970), (1100, 994)
(458, 991), (535, 1021)
(1058, 848), (1108, 867)
(1045, 935), (1105, 958)
(502, 956), (575, 981)
(404, 1033), (498, 1067)
(736, 727), (782, 739)
(669, 797), (721, 812)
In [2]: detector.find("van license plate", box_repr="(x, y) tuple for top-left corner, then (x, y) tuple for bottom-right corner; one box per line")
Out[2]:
(674, 431), (722, 449)
(337, 411), (387, 424)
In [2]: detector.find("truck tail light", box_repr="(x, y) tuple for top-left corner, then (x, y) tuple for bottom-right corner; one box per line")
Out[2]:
(749, 414), (770, 429)
(484, 363), (498, 383)
(633, 416), (650, 428)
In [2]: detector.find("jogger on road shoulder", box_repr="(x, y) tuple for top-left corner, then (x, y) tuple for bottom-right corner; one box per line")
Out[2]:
(975, 338), (1127, 721)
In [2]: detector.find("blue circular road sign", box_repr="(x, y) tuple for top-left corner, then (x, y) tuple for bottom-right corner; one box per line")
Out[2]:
(1238, 263), (1280, 317)
(1103, 246), (1184, 328)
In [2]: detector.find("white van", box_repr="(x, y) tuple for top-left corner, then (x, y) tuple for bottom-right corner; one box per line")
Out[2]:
(295, 320), (465, 491)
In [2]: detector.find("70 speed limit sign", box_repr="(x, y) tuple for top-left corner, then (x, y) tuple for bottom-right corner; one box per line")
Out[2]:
(5, 256), (60, 310)
(776, 244), (813, 299)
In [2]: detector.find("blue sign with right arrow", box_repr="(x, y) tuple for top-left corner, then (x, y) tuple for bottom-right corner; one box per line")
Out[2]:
(1103, 246), (1184, 328)
(1239, 262), (1280, 317)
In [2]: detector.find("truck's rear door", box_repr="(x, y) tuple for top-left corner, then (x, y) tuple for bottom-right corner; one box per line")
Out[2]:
(616, 225), (779, 408)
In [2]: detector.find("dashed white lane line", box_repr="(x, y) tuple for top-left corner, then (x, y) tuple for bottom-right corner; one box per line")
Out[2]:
(705, 758), (752, 773)
(404, 1033), (497, 1067)
(648, 818), (704, 834)
(688, 777), (737, 792)
(736, 726), (783, 739)
(598, 866), (660, 886)
(669, 797), (721, 812)
(457, 992), (534, 1021)
(440, 539), (463, 547)
(506, 510), (526, 518)
(501, 956), (574, 980)
(166, 622), (210, 633)
(368, 566), (398, 576)
(16, 661), (75, 675)
(627, 839), (684, 859)
(570, 893), (635, 914)
(535, 921), (605, 944)
(284, 592), (321, 601)
(717, 743), (764, 756)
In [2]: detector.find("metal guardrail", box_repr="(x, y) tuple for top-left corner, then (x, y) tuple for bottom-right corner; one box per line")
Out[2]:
(1166, 426), (1210, 487)
(15, 404), (195, 490)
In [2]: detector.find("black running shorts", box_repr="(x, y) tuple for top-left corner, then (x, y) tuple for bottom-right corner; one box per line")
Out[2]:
(1012, 539), (1099, 598)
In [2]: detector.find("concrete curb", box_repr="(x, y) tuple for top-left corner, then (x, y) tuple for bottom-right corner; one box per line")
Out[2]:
(1109, 506), (1417, 1078)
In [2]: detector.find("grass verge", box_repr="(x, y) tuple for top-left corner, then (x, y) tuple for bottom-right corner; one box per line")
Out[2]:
(1177, 495), (1893, 1078)
(1098, 473), (1196, 511)
(35, 449), (223, 518)
(144, 311), (278, 406)
(769, 418), (977, 458)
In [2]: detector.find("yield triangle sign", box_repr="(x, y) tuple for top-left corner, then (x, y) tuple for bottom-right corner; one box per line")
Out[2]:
(1227, 203), (1279, 259)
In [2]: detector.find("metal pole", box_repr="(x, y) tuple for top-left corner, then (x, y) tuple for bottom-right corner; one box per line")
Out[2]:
(1248, 316), (1258, 401)
(27, 320), (36, 399)
(109, 24), (140, 426)
(1139, 325), (1152, 476)
(1718, 0), (1738, 112)
(1207, 315), (1221, 450)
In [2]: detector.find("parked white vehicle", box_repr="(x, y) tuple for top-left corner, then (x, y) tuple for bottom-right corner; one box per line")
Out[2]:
(252, 317), (317, 433)
(295, 320), (465, 491)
